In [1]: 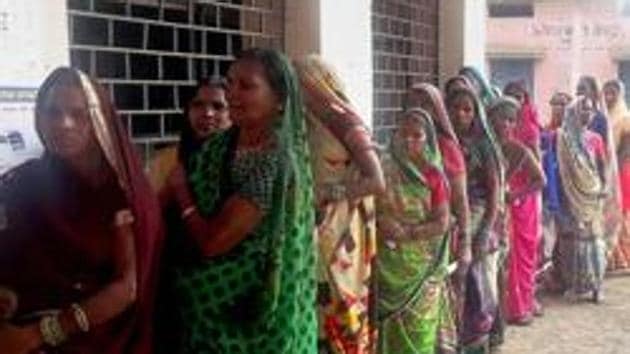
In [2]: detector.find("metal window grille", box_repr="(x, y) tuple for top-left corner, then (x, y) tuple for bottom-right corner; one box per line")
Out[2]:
(372, 0), (439, 143)
(488, 0), (534, 18)
(67, 0), (285, 161)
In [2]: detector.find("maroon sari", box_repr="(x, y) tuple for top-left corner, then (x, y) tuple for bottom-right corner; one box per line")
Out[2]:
(0, 68), (163, 354)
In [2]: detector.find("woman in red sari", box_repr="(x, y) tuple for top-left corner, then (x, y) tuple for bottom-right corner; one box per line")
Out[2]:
(0, 67), (163, 354)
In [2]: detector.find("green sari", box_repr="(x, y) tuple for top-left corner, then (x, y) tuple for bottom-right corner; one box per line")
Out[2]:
(376, 109), (452, 354)
(172, 50), (317, 353)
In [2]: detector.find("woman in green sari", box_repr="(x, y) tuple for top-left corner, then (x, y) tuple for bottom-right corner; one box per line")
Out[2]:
(376, 108), (452, 354)
(162, 48), (316, 353)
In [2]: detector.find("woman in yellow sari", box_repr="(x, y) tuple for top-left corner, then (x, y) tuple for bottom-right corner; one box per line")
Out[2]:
(603, 80), (630, 270)
(295, 55), (385, 354)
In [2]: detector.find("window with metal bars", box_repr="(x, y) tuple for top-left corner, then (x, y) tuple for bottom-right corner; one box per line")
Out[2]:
(67, 0), (285, 161)
(488, 0), (534, 18)
(372, 0), (439, 144)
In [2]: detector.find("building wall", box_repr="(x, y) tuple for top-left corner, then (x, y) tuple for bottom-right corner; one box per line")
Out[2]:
(372, 0), (439, 143)
(67, 0), (285, 160)
(487, 0), (630, 122)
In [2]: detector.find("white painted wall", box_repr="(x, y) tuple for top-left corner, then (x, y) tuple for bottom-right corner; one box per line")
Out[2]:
(439, 0), (488, 84)
(285, 0), (373, 128)
(0, 0), (69, 172)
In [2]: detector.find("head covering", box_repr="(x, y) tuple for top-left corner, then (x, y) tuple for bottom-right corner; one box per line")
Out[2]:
(487, 96), (521, 126)
(444, 75), (474, 97)
(604, 80), (630, 140)
(411, 82), (460, 144)
(447, 86), (506, 205)
(504, 80), (542, 147)
(391, 108), (443, 174)
(33, 67), (163, 353)
(293, 54), (369, 133)
(459, 66), (499, 107)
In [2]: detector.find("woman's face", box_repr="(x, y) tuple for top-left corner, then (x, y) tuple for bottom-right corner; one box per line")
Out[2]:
(188, 85), (229, 139)
(226, 59), (281, 129)
(578, 98), (595, 127)
(603, 85), (619, 109)
(490, 110), (517, 141)
(399, 116), (426, 159)
(505, 88), (525, 105)
(449, 94), (476, 134)
(37, 85), (96, 161)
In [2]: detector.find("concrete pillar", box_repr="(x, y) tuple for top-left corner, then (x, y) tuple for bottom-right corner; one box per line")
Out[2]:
(284, 0), (373, 127)
(438, 0), (488, 85)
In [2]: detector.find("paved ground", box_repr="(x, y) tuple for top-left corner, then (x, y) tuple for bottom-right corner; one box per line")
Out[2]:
(497, 274), (630, 354)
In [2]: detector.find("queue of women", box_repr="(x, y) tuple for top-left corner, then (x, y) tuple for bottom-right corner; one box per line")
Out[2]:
(0, 47), (628, 354)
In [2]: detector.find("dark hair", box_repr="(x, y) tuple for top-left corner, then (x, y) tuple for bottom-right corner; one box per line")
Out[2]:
(35, 67), (82, 115)
(444, 76), (470, 95)
(578, 75), (599, 96)
(503, 80), (528, 97)
(446, 87), (478, 114)
(178, 77), (227, 161)
(235, 48), (289, 104)
(603, 79), (622, 92)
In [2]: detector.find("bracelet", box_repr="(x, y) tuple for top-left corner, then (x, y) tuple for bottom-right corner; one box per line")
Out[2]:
(40, 314), (67, 347)
(181, 205), (197, 220)
(70, 303), (90, 333)
(114, 209), (135, 227)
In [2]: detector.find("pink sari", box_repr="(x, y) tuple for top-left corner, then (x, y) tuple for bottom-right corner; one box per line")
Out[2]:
(505, 85), (542, 321)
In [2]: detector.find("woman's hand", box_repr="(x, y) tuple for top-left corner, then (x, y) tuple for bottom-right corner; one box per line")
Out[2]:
(0, 323), (41, 354)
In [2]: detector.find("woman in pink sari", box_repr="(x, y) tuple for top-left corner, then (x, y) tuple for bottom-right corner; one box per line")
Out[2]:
(503, 82), (544, 320)
(487, 96), (545, 326)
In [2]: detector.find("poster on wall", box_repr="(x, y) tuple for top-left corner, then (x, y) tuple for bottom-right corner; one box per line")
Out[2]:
(0, 0), (69, 174)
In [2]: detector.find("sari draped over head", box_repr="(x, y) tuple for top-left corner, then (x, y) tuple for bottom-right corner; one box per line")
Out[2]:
(490, 96), (541, 322)
(171, 49), (317, 353)
(459, 67), (499, 108)
(606, 80), (630, 141)
(556, 99), (607, 294)
(603, 80), (630, 270)
(376, 108), (452, 354)
(411, 83), (460, 144)
(504, 81), (542, 149)
(294, 54), (377, 354)
(0, 67), (163, 354)
(444, 75), (475, 97)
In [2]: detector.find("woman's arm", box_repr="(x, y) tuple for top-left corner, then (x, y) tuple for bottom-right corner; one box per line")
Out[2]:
(407, 203), (450, 241)
(450, 173), (471, 249)
(179, 196), (263, 257)
(302, 88), (386, 199)
(12, 210), (140, 351)
(476, 158), (500, 253)
(168, 163), (265, 258)
(507, 146), (546, 202)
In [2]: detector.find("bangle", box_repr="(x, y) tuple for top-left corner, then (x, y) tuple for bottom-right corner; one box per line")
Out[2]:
(70, 303), (90, 333)
(181, 205), (197, 220)
(40, 314), (67, 347)
(114, 209), (135, 227)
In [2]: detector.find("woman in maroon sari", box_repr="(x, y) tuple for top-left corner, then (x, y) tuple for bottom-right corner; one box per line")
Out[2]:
(0, 67), (163, 354)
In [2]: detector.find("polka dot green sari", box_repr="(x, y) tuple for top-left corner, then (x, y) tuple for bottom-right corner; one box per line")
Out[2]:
(172, 51), (317, 354)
